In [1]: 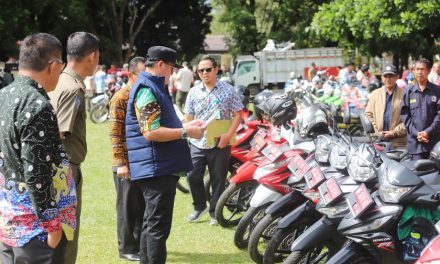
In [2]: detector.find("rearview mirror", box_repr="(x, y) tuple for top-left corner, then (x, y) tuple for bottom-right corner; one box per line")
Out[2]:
(360, 113), (374, 134)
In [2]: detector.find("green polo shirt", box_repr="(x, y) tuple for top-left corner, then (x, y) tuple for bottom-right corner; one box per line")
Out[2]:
(49, 67), (87, 165)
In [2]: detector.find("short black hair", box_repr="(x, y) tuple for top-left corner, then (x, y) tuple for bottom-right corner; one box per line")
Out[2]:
(415, 58), (432, 70)
(19, 33), (62, 72)
(198, 55), (217, 68)
(66, 32), (100, 61)
(128, 56), (146, 73)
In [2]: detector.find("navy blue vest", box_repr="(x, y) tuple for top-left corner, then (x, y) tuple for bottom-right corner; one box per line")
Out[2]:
(125, 72), (193, 181)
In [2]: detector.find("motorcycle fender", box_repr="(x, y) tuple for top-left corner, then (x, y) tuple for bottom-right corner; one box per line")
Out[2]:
(325, 239), (367, 264)
(230, 162), (257, 184)
(277, 201), (318, 229)
(249, 185), (283, 208)
(91, 95), (104, 104)
(265, 190), (306, 216)
(290, 216), (345, 251)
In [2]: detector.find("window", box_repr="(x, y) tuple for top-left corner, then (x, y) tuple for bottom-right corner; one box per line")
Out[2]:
(237, 61), (256, 76)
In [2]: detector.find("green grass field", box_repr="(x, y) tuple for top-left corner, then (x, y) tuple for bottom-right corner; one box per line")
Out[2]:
(77, 119), (253, 263)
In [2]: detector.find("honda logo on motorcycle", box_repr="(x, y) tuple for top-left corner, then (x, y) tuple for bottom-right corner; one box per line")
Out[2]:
(282, 100), (293, 108)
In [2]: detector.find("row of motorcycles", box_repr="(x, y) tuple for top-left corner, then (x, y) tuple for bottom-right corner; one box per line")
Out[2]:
(214, 87), (440, 264)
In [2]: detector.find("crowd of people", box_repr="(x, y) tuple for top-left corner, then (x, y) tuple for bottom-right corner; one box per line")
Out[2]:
(0, 31), (242, 264)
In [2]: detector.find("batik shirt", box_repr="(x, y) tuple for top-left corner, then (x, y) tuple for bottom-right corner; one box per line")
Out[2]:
(184, 81), (243, 149)
(0, 76), (77, 247)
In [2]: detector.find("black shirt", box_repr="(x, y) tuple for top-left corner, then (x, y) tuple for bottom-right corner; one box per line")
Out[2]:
(401, 82), (440, 154)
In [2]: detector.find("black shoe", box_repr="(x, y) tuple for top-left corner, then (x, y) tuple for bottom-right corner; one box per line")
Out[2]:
(119, 253), (141, 261)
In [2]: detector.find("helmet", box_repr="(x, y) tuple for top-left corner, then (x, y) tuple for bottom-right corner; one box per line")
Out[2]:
(264, 94), (297, 126)
(296, 104), (329, 138)
(368, 80), (380, 92)
(253, 90), (273, 120)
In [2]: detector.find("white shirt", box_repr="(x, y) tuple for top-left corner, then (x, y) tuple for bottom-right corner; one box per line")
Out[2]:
(176, 67), (194, 92)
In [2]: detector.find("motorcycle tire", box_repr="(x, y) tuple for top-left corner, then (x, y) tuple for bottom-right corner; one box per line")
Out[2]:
(234, 204), (268, 249)
(176, 178), (190, 194)
(282, 241), (338, 264)
(248, 213), (281, 264)
(263, 220), (309, 264)
(205, 158), (242, 201)
(215, 180), (258, 228)
(90, 104), (109, 124)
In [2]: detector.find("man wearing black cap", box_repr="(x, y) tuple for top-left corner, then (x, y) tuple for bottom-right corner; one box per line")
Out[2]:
(365, 64), (406, 147)
(125, 46), (204, 264)
(401, 58), (440, 160)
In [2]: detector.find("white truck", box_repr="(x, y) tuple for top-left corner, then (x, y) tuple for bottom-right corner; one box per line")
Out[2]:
(231, 47), (344, 95)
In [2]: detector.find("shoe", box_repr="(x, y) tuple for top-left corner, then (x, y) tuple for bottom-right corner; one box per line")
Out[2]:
(210, 218), (218, 226)
(187, 207), (208, 222)
(119, 253), (140, 261)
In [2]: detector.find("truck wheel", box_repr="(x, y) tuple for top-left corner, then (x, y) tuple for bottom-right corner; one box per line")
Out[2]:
(247, 85), (261, 97)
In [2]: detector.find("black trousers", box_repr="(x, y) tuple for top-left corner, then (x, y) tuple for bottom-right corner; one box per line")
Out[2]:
(138, 175), (178, 264)
(410, 152), (430, 160)
(188, 145), (231, 216)
(1, 233), (67, 264)
(113, 172), (145, 255)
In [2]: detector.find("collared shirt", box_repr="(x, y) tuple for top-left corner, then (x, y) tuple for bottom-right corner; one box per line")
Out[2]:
(176, 67), (194, 92)
(383, 88), (394, 131)
(49, 67), (87, 165)
(184, 81), (243, 149)
(109, 85), (130, 171)
(0, 76), (76, 247)
(401, 82), (440, 154)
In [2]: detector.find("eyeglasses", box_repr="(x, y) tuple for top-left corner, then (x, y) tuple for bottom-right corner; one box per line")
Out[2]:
(48, 58), (66, 69)
(197, 67), (213, 74)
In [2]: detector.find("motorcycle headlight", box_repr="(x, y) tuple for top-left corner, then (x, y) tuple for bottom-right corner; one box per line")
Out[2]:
(317, 203), (349, 218)
(315, 135), (331, 163)
(343, 215), (394, 235)
(253, 158), (290, 180)
(379, 172), (414, 203)
(329, 144), (348, 169)
(347, 155), (375, 182)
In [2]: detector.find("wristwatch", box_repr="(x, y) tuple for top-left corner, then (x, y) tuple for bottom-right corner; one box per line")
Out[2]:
(181, 127), (187, 140)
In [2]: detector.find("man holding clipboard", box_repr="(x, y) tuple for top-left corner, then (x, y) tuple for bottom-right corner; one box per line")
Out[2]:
(184, 56), (243, 225)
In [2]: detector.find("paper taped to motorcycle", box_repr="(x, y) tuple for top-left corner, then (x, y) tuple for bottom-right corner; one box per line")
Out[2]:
(261, 143), (283, 162)
(346, 184), (374, 218)
(288, 155), (310, 180)
(318, 176), (343, 205)
(250, 134), (267, 152)
(305, 166), (325, 189)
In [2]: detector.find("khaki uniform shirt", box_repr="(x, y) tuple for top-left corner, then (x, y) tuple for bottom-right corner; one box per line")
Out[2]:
(49, 67), (87, 165)
(364, 86), (407, 147)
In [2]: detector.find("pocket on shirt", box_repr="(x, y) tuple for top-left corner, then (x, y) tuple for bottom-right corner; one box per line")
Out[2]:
(409, 104), (419, 116)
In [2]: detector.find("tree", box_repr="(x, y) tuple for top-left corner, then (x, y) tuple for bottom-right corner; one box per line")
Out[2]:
(215, 0), (330, 55)
(312, 0), (440, 65)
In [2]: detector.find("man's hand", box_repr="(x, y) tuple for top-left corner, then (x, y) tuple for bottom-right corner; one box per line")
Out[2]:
(184, 119), (205, 128)
(382, 131), (394, 140)
(217, 133), (231, 149)
(418, 131), (429, 143)
(47, 229), (63, 249)
(186, 126), (205, 139)
(117, 165), (130, 180)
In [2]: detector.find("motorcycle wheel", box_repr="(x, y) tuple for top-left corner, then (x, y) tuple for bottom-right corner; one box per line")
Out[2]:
(263, 221), (309, 264)
(283, 241), (338, 264)
(248, 213), (281, 264)
(215, 180), (258, 228)
(90, 104), (109, 123)
(176, 177), (190, 194)
(205, 158), (242, 201)
(234, 204), (268, 249)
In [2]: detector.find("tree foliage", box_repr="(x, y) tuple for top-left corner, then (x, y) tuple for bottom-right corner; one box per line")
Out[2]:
(0, 0), (212, 65)
(215, 0), (330, 55)
(312, 0), (440, 64)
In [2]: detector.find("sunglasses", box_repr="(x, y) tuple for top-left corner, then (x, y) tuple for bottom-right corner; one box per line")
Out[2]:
(197, 67), (213, 74)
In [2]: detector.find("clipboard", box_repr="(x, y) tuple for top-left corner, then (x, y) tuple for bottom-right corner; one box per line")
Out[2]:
(206, 119), (236, 147)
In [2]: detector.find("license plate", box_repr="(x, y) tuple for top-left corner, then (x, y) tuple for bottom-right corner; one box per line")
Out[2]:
(256, 129), (267, 138)
(261, 144), (283, 162)
(250, 134), (267, 152)
(318, 177), (343, 205)
(288, 155), (310, 179)
(305, 166), (325, 189)
(346, 184), (374, 218)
